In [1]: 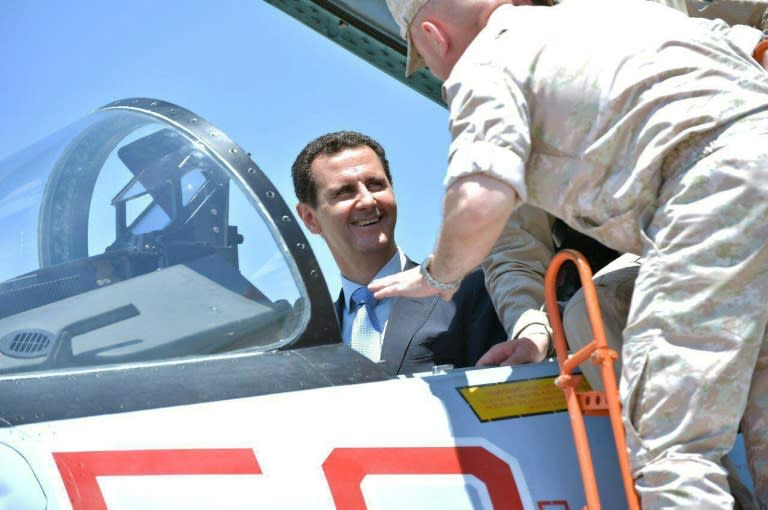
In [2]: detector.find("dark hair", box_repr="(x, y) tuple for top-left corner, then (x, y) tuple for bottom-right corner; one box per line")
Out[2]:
(291, 131), (392, 207)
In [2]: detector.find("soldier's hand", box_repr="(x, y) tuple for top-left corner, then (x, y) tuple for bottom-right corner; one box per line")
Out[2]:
(370, 266), (457, 301)
(476, 333), (550, 366)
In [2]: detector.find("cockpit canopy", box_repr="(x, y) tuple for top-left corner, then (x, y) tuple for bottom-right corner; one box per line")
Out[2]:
(0, 99), (318, 375)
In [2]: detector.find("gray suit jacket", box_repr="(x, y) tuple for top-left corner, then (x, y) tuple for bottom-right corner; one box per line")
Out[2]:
(335, 258), (506, 375)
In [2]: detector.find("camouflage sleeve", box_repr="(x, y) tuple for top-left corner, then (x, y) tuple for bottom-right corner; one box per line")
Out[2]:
(762, 2), (768, 36)
(481, 204), (555, 340)
(686, 0), (768, 28)
(650, 0), (766, 52)
(647, 0), (768, 31)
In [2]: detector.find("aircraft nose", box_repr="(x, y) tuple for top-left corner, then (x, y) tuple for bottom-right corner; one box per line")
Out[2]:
(0, 443), (47, 510)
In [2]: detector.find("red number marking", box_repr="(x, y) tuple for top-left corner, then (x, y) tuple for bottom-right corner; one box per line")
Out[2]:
(323, 446), (524, 510)
(53, 449), (261, 510)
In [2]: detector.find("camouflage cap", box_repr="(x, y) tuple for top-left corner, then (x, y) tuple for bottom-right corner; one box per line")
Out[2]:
(385, 0), (430, 76)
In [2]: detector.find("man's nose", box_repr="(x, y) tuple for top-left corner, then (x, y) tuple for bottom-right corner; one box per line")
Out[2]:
(355, 183), (376, 206)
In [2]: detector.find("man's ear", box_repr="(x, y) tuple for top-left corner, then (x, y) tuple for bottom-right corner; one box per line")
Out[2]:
(296, 202), (322, 234)
(418, 20), (450, 57)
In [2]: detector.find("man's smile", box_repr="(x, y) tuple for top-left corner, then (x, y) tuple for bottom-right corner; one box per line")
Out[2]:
(352, 214), (382, 227)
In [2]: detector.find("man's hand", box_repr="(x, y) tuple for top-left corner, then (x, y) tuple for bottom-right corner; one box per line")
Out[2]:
(476, 332), (550, 366)
(369, 266), (458, 301)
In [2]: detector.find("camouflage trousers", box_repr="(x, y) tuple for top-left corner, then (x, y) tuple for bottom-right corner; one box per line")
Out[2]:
(622, 124), (768, 509)
(563, 253), (762, 509)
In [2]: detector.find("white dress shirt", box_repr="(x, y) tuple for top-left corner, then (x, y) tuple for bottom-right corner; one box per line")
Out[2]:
(340, 247), (407, 345)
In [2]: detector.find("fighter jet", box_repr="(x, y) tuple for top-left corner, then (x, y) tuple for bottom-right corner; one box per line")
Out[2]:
(0, 1), (751, 508)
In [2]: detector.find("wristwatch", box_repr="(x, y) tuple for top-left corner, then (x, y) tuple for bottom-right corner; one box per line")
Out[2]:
(420, 254), (462, 291)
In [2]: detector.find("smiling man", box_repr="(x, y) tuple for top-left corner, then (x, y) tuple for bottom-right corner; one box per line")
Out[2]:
(292, 131), (505, 374)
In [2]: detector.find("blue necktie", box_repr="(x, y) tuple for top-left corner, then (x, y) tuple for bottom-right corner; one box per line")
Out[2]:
(350, 287), (382, 361)
(351, 287), (382, 331)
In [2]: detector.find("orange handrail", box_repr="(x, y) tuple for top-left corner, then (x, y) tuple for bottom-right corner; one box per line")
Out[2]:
(544, 249), (640, 510)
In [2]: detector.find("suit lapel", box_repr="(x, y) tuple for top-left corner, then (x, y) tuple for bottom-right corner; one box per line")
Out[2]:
(334, 289), (344, 323)
(379, 258), (437, 374)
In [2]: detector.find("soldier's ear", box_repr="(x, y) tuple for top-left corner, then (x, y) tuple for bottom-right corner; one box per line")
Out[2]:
(296, 203), (322, 234)
(418, 20), (450, 58)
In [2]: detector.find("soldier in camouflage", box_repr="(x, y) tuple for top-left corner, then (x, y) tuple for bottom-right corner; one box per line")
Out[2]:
(373, 0), (768, 507)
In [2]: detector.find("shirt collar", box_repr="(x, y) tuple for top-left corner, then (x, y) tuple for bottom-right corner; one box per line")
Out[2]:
(341, 247), (406, 311)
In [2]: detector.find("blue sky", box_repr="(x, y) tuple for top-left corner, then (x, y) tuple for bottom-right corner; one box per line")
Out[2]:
(0, 0), (450, 297)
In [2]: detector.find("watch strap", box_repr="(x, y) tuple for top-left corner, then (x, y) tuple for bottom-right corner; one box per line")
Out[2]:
(419, 254), (461, 290)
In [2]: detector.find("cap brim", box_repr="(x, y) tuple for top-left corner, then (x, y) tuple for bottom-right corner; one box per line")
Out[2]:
(405, 41), (426, 77)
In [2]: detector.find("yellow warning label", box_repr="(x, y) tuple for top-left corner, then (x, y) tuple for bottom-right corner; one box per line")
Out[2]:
(459, 376), (591, 421)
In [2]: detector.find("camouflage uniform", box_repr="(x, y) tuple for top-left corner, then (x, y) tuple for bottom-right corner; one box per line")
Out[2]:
(561, 253), (640, 392)
(482, 205), (554, 343)
(682, 0), (768, 33)
(621, 116), (768, 508)
(442, 0), (768, 506)
(482, 0), (768, 347)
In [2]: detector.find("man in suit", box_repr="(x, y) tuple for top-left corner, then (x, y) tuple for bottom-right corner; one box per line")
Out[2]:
(291, 130), (506, 375)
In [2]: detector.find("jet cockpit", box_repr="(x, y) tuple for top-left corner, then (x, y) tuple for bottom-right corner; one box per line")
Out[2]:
(0, 98), (340, 376)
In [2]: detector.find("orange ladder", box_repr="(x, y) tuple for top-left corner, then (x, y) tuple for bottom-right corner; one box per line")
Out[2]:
(543, 249), (640, 510)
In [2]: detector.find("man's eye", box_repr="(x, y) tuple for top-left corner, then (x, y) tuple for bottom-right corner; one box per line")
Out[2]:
(335, 188), (353, 198)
